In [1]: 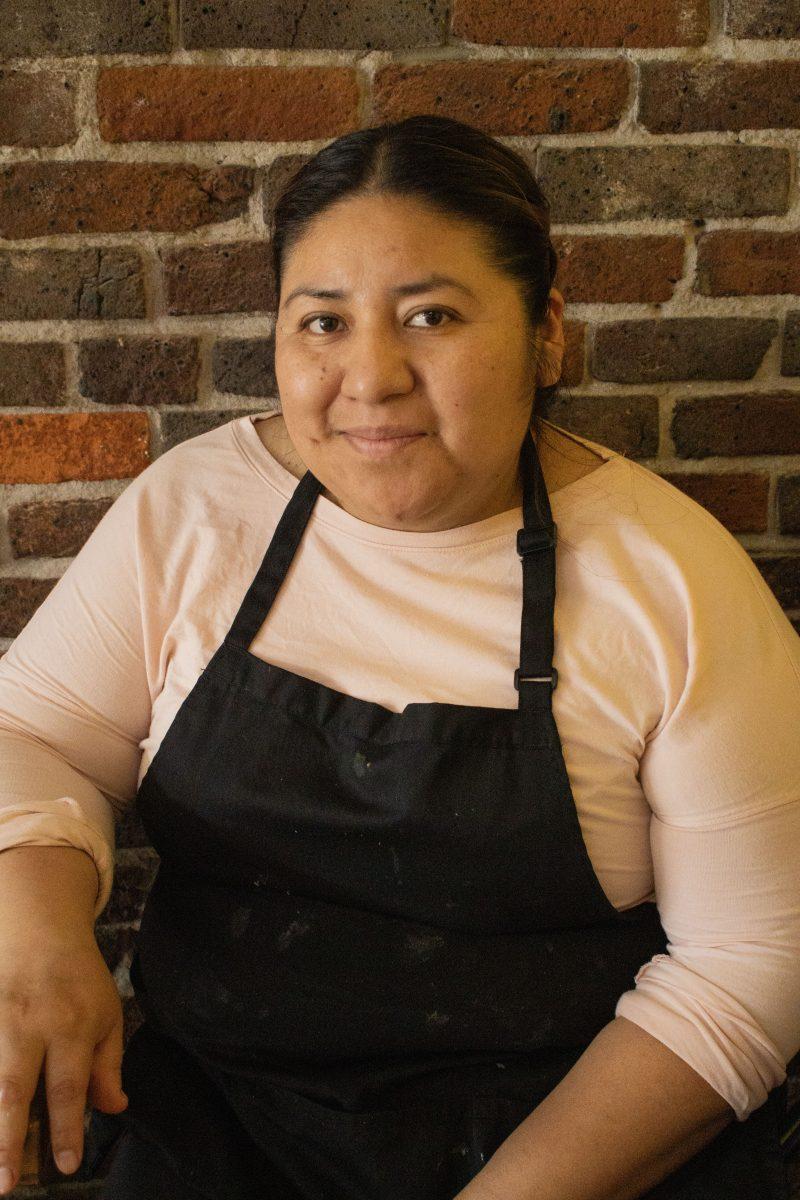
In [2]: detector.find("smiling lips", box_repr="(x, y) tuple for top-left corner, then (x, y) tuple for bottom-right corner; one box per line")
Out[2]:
(340, 427), (426, 457)
(342, 426), (425, 438)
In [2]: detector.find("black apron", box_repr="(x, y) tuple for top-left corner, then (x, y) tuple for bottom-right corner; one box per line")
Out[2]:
(88, 427), (789, 1199)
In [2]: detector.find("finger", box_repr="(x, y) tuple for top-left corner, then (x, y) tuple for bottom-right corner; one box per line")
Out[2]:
(0, 1030), (44, 1196)
(44, 1035), (94, 1175)
(87, 1012), (128, 1113)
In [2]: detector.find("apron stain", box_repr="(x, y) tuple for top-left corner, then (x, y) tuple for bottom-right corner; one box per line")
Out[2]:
(230, 906), (252, 939)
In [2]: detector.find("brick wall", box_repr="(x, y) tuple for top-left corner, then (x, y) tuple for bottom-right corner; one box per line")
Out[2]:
(1, 0), (800, 1194)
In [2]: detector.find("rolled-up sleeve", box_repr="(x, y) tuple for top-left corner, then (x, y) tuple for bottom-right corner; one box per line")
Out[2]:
(0, 467), (156, 921)
(615, 510), (800, 1121)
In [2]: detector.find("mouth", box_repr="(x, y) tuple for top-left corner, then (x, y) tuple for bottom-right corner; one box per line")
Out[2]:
(340, 429), (426, 458)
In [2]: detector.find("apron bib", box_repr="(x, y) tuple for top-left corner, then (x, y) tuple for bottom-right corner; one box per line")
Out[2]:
(91, 428), (788, 1199)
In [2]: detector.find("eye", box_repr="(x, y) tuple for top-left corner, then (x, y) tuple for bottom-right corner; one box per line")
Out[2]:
(407, 308), (454, 328)
(298, 308), (455, 335)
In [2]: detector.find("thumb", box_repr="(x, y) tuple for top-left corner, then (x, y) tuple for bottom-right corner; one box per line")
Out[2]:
(88, 1015), (129, 1113)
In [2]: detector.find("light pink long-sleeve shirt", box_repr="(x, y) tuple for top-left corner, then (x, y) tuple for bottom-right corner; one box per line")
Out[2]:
(2, 411), (800, 1122)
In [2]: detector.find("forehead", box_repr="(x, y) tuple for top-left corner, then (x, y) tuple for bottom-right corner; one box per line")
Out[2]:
(280, 189), (513, 307)
(281, 192), (498, 278)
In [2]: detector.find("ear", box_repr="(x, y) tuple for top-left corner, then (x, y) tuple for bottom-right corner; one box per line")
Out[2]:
(535, 287), (565, 388)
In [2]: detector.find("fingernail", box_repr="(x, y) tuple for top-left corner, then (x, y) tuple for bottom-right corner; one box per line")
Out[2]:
(0, 1167), (14, 1192)
(56, 1149), (79, 1173)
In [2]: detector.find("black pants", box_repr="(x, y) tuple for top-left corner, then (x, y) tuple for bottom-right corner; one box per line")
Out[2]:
(98, 1127), (206, 1199)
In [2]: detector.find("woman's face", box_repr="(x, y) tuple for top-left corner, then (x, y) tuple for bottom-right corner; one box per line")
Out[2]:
(274, 192), (563, 532)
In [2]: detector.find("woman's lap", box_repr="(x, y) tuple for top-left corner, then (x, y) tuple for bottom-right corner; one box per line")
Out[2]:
(99, 1127), (207, 1200)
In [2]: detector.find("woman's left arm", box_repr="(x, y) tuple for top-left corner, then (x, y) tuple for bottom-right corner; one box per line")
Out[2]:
(455, 1013), (734, 1200)
(458, 503), (800, 1200)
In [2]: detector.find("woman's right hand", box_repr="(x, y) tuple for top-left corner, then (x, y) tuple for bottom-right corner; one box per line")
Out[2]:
(0, 929), (129, 1195)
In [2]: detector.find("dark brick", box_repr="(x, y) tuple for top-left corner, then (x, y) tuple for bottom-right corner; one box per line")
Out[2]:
(93, 924), (137, 977)
(163, 242), (275, 316)
(452, 0), (709, 46)
(8, 498), (114, 558)
(0, 163), (253, 239)
(181, 0), (447, 49)
(0, 248), (145, 321)
(0, 0), (171, 56)
(672, 393), (800, 458)
(593, 318), (777, 383)
(561, 321), (586, 387)
(115, 804), (152, 850)
(373, 59), (630, 135)
(639, 61), (800, 133)
(751, 556), (800, 610)
(696, 232), (800, 297)
(553, 235), (684, 303)
(539, 393), (659, 458)
(0, 412), (150, 484)
(97, 66), (359, 143)
(122, 994), (146, 1048)
(212, 338), (276, 396)
(726, 0), (800, 37)
(537, 146), (790, 222)
(101, 850), (159, 926)
(0, 70), (77, 147)
(160, 407), (259, 452)
(777, 474), (800, 534)
(77, 339), (200, 407)
(656, 472), (769, 532)
(0, 344), (65, 407)
(783, 312), (800, 375)
(263, 153), (313, 233)
(0, 577), (57, 638)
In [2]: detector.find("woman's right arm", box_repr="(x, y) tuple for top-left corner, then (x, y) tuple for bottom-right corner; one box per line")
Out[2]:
(0, 452), (177, 1193)
(0, 845), (129, 1194)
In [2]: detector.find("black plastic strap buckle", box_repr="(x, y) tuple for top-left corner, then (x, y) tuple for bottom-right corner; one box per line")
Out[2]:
(514, 667), (559, 691)
(517, 524), (557, 557)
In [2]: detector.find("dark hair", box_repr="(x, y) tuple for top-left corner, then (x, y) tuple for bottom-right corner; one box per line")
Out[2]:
(269, 114), (561, 428)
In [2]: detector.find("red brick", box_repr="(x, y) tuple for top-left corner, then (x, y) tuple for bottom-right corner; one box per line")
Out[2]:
(8, 498), (114, 558)
(163, 242), (276, 316)
(538, 146), (790, 222)
(0, 343), (65, 407)
(640, 61), (800, 134)
(0, 70), (77, 147)
(672, 393), (800, 458)
(182, 0), (446, 49)
(0, 163), (253, 240)
(0, 413), (150, 484)
(98, 67), (359, 143)
(696, 231), (800, 297)
(540, 393), (659, 458)
(553, 235), (684, 303)
(656, 472), (769, 532)
(373, 59), (630, 134)
(452, 0), (709, 46)
(593, 318), (777, 383)
(77, 339), (200, 407)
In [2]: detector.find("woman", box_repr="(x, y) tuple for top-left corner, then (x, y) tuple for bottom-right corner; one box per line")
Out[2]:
(0, 115), (799, 1200)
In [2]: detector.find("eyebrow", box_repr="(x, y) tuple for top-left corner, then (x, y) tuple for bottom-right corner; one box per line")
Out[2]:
(282, 273), (478, 307)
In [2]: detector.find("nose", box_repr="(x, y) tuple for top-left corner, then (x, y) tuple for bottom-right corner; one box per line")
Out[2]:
(338, 322), (416, 404)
